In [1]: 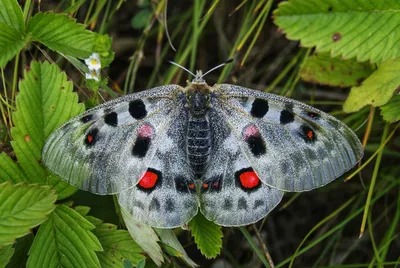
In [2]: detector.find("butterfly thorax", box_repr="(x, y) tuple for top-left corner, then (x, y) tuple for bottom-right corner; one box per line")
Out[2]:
(185, 77), (212, 177)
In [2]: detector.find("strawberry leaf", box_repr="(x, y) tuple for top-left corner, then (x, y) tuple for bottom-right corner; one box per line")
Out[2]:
(0, 152), (28, 183)
(0, 244), (14, 267)
(274, 0), (400, 63)
(27, 12), (94, 58)
(188, 213), (223, 259)
(27, 205), (102, 268)
(0, 182), (57, 246)
(11, 61), (84, 199)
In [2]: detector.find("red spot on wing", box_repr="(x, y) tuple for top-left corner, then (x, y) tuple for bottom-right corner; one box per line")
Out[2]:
(87, 135), (93, 143)
(239, 171), (260, 188)
(202, 183), (209, 188)
(139, 171), (158, 188)
(188, 183), (196, 189)
(307, 130), (314, 139)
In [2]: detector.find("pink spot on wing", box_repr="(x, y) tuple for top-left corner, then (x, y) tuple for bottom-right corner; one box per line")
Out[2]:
(243, 125), (260, 140)
(138, 124), (153, 138)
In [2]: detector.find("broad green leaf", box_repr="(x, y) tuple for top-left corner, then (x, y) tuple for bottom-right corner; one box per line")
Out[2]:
(0, 0), (24, 33)
(300, 53), (374, 87)
(93, 223), (146, 267)
(121, 207), (164, 266)
(380, 95), (400, 123)
(274, 0), (400, 63)
(0, 22), (25, 68)
(27, 205), (103, 268)
(6, 234), (34, 268)
(188, 213), (222, 259)
(0, 182), (57, 246)
(0, 152), (28, 183)
(343, 59), (400, 112)
(11, 61), (84, 199)
(155, 229), (198, 267)
(0, 244), (14, 267)
(27, 12), (94, 58)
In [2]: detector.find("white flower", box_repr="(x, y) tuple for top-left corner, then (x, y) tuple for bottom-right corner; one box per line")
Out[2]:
(85, 53), (101, 70)
(85, 68), (100, 81)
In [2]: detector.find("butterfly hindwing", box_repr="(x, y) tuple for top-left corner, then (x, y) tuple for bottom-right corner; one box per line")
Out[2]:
(42, 85), (184, 194)
(200, 110), (283, 226)
(118, 110), (199, 228)
(212, 84), (363, 192)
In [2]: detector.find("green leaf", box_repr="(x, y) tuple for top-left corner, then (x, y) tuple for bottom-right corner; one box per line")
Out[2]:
(188, 213), (222, 259)
(300, 53), (374, 87)
(155, 229), (198, 267)
(0, 0), (25, 33)
(93, 223), (146, 267)
(0, 22), (25, 68)
(0, 182), (57, 246)
(0, 152), (28, 183)
(0, 244), (14, 267)
(343, 59), (400, 112)
(380, 95), (400, 123)
(27, 205), (103, 268)
(121, 207), (164, 266)
(93, 33), (115, 68)
(131, 9), (152, 30)
(274, 0), (400, 62)
(11, 61), (84, 199)
(27, 12), (94, 58)
(6, 234), (34, 268)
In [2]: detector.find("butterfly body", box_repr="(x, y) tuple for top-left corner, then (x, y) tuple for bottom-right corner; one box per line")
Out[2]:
(42, 73), (363, 228)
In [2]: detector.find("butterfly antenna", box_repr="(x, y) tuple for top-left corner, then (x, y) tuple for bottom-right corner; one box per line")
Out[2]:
(200, 58), (234, 79)
(165, 59), (196, 77)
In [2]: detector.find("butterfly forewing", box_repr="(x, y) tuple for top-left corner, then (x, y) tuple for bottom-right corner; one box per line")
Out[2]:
(213, 84), (364, 192)
(42, 85), (184, 194)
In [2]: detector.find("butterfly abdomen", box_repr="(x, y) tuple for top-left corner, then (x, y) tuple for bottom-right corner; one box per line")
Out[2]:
(187, 115), (211, 176)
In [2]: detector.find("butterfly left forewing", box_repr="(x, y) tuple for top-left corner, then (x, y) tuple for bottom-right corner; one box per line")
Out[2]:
(42, 85), (184, 194)
(212, 84), (363, 192)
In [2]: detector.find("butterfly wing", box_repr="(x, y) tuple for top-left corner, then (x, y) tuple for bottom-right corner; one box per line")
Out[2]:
(211, 84), (363, 192)
(117, 109), (199, 228)
(199, 109), (283, 226)
(42, 85), (185, 194)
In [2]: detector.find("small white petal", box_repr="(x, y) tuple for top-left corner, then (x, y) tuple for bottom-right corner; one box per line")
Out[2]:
(85, 53), (101, 70)
(85, 69), (100, 81)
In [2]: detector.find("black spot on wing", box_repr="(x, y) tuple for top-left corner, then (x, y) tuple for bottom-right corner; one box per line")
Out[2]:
(165, 199), (175, 212)
(201, 175), (223, 193)
(132, 136), (151, 157)
(250, 98), (269, 118)
(299, 125), (317, 143)
(149, 197), (160, 211)
(306, 111), (320, 120)
(238, 197), (248, 210)
(253, 200), (264, 209)
(129, 99), (147, 120)
(223, 199), (232, 210)
(280, 110), (294, 124)
(104, 111), (118, 126)
(246, 135), (266, 157)
(80, 114), (93, 123)
(84, 128), (99, 146)
(174, 176), (196, 194)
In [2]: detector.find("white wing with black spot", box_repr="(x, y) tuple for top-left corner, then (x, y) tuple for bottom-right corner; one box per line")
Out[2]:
(212, 84), (363, 192)
(117, 110), (200, 228)
(42, 85), (185, 194)
(200, 109), (283, 226)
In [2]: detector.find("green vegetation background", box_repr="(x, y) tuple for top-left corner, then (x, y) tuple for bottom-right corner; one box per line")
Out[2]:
(0, 0), (399, 267)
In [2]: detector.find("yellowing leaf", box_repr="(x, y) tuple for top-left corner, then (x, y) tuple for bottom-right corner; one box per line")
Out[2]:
(300, 53), (374, 87)
(343, 59), (400, 113)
